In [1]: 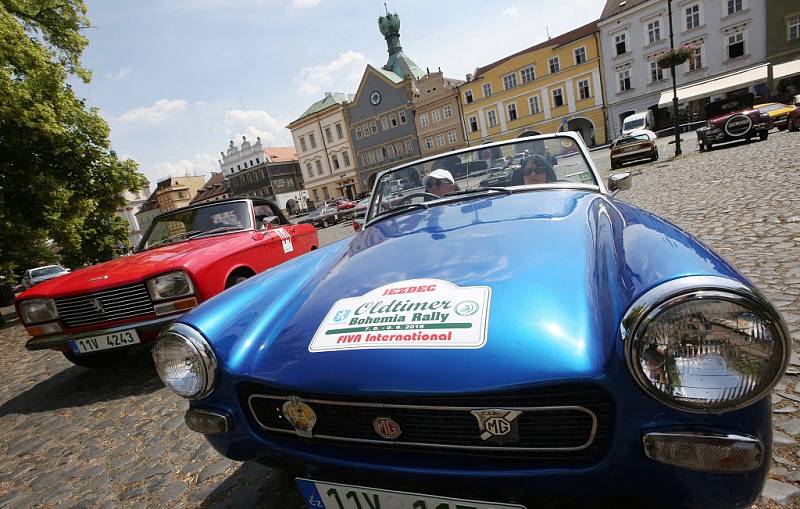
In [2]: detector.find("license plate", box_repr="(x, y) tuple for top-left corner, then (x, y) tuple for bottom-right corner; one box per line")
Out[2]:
(296, 479), (525, 509)
(70, 329), (141, 353)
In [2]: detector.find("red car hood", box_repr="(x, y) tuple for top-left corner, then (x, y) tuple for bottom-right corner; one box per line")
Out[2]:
(19, 233), (250, 299)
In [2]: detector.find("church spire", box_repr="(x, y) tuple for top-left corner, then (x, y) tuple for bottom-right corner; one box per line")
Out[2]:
(377, 10), (424, 80)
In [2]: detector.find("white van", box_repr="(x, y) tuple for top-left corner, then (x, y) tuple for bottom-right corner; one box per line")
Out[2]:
(621, 111), (654, 136)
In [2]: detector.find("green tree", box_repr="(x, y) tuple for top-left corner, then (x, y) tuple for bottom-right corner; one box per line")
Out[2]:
(0, 0), (146, 276)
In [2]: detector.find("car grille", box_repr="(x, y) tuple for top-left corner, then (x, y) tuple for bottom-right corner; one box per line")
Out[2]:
(55, 283), (154, 327)
(245, 384), (613, 463)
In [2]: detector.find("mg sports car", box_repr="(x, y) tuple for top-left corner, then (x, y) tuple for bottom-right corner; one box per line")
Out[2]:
(153, 133), (789, 509)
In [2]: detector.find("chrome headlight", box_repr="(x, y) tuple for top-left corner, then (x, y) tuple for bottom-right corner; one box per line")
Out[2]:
(623, 276), (789, 413)
(19, 299), (59, 324)
(152, 323), (217, 399)
(147, 271), (195, 301)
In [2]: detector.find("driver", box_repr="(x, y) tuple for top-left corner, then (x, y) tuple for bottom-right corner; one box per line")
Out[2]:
(422, 169), (458, 197)
(512, 155), (557, 185)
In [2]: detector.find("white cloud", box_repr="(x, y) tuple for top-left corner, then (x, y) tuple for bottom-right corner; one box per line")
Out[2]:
(149, 152), (219, 183)
(117, 99), (188, 124)
(295, 50), (368, 96)
(223, 109), (292, 146)
(104, 65), (132, 80)
(291, 0), (320, 8)
(502, 5), (519, 16)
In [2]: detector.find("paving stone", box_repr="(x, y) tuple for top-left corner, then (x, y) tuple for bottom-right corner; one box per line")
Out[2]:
(775, 406), (798, 414)
(772, 466), (789, 476)
(162, 480), (188, 504)
(198, 459), (234, 483)
(761, 479), (800, 504)
(774, 431), (797, 446)
(774, 455), (797, 467)
(789, 471), (800, 482)
(780, 418), (800, 436)
(774, 393), (786, 405)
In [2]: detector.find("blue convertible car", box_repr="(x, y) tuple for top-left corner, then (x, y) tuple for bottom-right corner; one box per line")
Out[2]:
(153, 133), (789, 509)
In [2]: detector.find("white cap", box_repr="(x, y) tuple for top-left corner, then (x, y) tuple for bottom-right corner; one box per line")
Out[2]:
(422, 168), (455, 186)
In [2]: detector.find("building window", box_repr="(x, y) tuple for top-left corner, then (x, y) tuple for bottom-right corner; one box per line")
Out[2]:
(324, 127), (333, 143)
(789, 15), (800, 41)
(367, 152), (376, 164)
(618, 70), (632, 92)
(360, 154), (368, 166)
(237, 164), (241, 170)
(404, 140), (413, 154)
(614, 32), (627, 55)
(432, 109), (441, 122)
(420, 113), (430, 127)
(443, 104), (453, 118)
(435, 133), (445, 147)
(647, 20), (661, 44)
(464, 90), (473, 103)
(309, 133), (316, 149)
(255, 158), (260, 164)
(487, 109), (498, 127)
(395, 142), (404, 156)
(355, 127), (363, 139)
(425, 137), (433, 150)
(552, 88), (564, 108)
(578, 79), (591, 100)
(331, 154), (340, 170)
(507, 102), (518, 121)
(315, 160), (323, 176)
(370, 121), (377, 134)
(549, 56), (560, 74)
(447, 130), (457, 144)
(502, 72), (518, 90)
(312, 189), (319, 202)
(387, 144), (396, 158)
(335, 123), (344, 139)
(305, 162), (313, 178)
(482, 83), (493, 97)
(342, 151), (350, 167)
(469, 115), (479, 132)
(688, 43), (703, 71)
(727, 0), (742, 16)
(574, 47), (587, 65)
(399, 110), (407, 124)
(520, 65), (535, 84)
(381, 116), (390, 130)
(528, 95), (540, 114)
(322, 187), (330, 199)
(686, 4), (700, 30)
(300, 137), (307, 152)
(727, 31), (745, 59)
(390, 113), (398, 127)
(649, 60), (664, 82)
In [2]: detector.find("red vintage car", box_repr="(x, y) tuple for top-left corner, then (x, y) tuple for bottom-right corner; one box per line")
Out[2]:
(15, 198), (318, 368)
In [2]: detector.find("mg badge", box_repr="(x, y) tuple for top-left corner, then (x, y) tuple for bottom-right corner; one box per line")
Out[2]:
(373, 417), (401, 439)
(88, 298), (105, 314)
(282, 398), (317, 438)
(471, 409), (522, 443)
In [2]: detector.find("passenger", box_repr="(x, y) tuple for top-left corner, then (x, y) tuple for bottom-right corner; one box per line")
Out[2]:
(422, 169), (458, 197)
(511, 155), (558, 186)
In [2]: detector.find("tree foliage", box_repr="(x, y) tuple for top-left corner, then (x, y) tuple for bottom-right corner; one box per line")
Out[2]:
(0, 0), (146, 276)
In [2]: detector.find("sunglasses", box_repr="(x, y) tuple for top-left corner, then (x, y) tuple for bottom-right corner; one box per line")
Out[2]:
(523, 165), (547, 176)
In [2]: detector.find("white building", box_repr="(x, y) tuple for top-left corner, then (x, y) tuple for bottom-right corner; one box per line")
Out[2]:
(116, 179), (150, 247)
(599, 0), (767, 138)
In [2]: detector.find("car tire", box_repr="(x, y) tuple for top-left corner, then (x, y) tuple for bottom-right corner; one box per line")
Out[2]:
(706, 142), (713, 151)
(788, 118), (796, 132)
(225, 269), (254, 289)
(760, 130), (768, 141)
(610, 161), (618, 170)
(63, 349), (127, 369)
(651, 150), (659, 161)
(321, 219), (329, 228)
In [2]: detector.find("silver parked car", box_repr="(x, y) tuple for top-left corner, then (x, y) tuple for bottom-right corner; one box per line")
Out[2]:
(22, 265), (70, 289)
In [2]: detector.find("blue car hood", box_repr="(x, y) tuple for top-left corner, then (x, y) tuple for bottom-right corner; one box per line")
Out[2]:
(183, 190), (740, 396)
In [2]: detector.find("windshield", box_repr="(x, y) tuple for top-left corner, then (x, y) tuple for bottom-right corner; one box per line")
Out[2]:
(31, 266), (65, 277)
(623, 118), (646, 130)
(138, 201), (252, 251)
(367, 135), (597, 223)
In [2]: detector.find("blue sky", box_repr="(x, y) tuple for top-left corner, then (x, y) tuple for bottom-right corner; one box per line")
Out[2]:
(74, 0), (605, 189)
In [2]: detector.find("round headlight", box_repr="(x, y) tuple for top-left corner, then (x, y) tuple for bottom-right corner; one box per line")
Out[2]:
(623, 277), (789, 413)
(152, 323), (217, 399)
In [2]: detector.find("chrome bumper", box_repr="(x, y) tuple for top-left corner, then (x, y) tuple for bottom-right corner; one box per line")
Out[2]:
(24, 315), (178, 351)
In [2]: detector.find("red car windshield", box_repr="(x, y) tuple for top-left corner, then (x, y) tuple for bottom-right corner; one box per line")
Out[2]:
(138, 201), (252, 251)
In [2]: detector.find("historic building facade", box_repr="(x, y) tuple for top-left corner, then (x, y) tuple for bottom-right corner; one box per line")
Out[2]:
(116, 178), (150, 247)
(412, 70), (467, 157)
(154, 176), (205, 213)
(458, 21), (606, 147)
(288, 92), (360, 202)
(598, 0), (767, 137)
(766, 0), (800, 97)
(346, 11), (424, 190)
(189, 172), (229, 205)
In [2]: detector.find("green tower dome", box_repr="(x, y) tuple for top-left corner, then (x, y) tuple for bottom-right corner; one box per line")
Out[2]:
(377, 11), (424, 80)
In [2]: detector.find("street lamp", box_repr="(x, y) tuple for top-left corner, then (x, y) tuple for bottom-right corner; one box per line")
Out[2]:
(667, 0), (682, 156)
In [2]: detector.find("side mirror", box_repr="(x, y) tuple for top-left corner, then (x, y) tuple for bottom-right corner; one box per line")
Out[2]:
(261, 216), (280, 229)
(607, 172), (632, 194)
(352, 210), (366, 232)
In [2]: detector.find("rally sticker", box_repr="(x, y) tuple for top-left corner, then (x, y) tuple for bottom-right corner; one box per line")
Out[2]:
(274, 228), (294, 253)
(308, 278), (491, 352)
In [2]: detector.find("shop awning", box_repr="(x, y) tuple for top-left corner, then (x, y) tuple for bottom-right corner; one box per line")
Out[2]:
(658, 64), (769, 106)
(774, 59), (800, 80)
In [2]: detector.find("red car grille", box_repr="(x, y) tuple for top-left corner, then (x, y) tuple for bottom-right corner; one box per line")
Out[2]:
(55, 283), (154, 327)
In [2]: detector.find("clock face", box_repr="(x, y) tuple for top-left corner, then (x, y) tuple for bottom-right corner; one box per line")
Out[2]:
(370, 90), (382, 105)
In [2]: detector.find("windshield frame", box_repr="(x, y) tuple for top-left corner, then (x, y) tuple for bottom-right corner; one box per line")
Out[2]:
(136, 198), (254, 252)
(364, 132), (605, 227)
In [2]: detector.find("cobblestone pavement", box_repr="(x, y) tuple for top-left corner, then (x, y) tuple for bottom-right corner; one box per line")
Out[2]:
(1, 130), (799, 508)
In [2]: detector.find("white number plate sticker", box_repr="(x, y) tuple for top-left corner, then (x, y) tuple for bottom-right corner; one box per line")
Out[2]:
(296, 479), (525, 509)
(70, 329), (141, 353)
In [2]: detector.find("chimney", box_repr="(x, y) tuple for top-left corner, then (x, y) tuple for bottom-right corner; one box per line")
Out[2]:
(466, 73), (473, 82)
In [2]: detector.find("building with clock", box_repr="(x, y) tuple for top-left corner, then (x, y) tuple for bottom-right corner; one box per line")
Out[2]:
(345, 10), (426, 190)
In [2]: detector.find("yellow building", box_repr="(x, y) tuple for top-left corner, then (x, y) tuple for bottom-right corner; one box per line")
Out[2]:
(458, 21), (607, 147)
